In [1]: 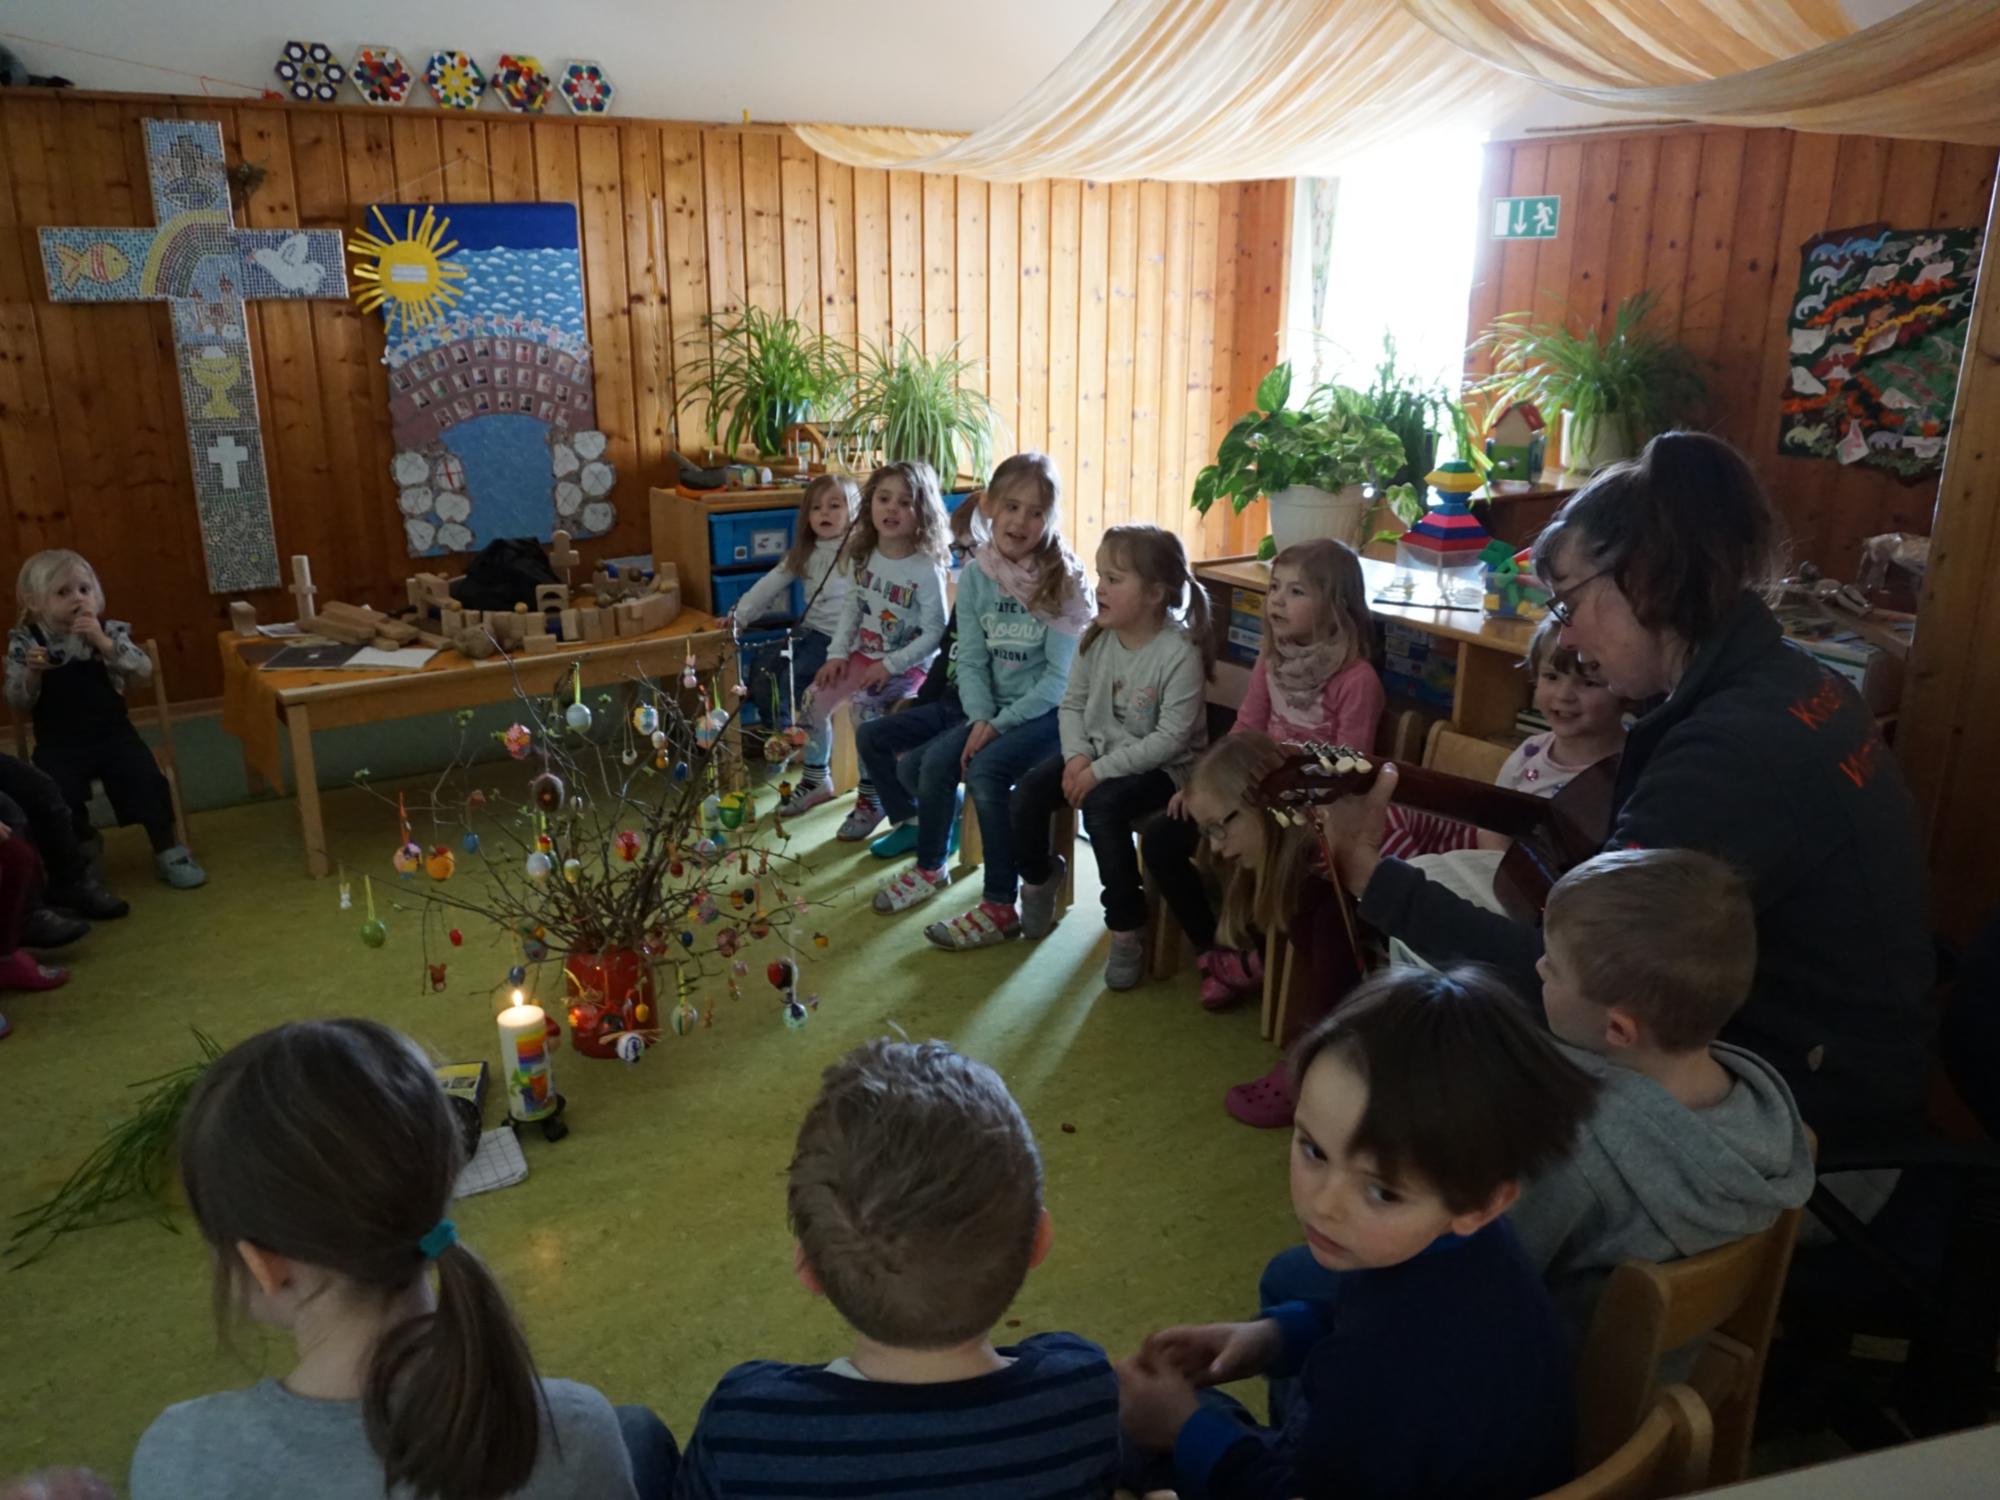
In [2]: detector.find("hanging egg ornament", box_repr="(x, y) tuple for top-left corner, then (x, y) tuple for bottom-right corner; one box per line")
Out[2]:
(523, 931), (550, 962)
(562, 856), (583, 884)
(783, 999), (809, 1030)
(813, 932), (830, 949)
(508, 964), (527, 986)
(731, 960), (748, 978)
(525, 850), (553, 882)
(669, 859), (685, 877)
(652, 729), (668, 750)
(393, 841), (422, 876)
(536, 831), (553, 852)
(360, 918), (387, 948)
(671, 1001), (699, 1036)
(462, 831), (481, 854)
(531, 772), (566, 812)
(427, 963), (448, 993)
(614, 829), (641, 862)
(426, 845), (456, 881)
(503, 723), (533, 759)
(767, 959), (796, 990)
(632, 704), (660, 736)
(673, 760), (690, 781)
(695, 709), (726, 748)
(716, 928), (739, 957)
(449, 928), (464, 947)
(565, 700), (593, 732)
(614, 1031), (646, 1065)
(466, 788), (487, 811)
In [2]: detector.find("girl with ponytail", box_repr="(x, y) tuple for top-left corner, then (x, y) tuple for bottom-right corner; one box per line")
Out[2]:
(132, 1019), (666, 1500)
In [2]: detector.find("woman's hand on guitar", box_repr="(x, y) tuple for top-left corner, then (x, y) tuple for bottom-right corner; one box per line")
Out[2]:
(1316, 762), (1397, 894)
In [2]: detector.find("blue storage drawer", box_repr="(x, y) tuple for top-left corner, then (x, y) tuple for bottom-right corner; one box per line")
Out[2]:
(709, 508), (797, 568)
(712, 570), (803, 625)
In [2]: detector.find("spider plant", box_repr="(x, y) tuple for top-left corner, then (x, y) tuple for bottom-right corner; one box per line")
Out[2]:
(838, 334), (1002, 486)
(675, 307), (852, 457)
(1472, 289), (1706, 459)
(1361, 333), (1450, 490)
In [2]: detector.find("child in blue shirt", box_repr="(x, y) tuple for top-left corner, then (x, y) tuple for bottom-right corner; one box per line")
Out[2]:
(1118, 966), (1599, 1500)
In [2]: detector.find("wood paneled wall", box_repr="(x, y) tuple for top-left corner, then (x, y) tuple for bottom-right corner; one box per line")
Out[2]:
(1467, 125), (1997, 576)
(0, 91), (1283, 702)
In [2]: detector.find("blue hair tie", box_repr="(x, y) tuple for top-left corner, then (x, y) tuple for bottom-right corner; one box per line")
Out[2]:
(418, 1219), (458, 1260)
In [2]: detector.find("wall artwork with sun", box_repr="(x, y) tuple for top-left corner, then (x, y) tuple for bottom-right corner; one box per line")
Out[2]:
(348, 201), (617, 557)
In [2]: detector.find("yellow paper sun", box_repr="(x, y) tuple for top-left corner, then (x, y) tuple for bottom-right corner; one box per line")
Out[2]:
(348, 205), (468, 334)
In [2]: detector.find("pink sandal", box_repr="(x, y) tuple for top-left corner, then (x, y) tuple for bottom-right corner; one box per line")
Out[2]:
(1197, 946), (1263, 1012)
(1224, 1062), (1296, 1129)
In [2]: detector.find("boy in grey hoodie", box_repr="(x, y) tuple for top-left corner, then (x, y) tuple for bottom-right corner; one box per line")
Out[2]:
(1514, 847), (1817, 1340)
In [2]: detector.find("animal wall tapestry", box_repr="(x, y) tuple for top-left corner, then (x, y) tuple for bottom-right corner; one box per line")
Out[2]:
(349, 202), (616, 557)
(1781, 222), (1981, 478)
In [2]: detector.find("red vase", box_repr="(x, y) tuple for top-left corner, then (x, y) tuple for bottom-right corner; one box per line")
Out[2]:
(563, 948), (658, 1059)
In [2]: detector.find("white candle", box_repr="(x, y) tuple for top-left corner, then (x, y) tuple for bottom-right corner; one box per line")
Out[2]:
(497, 1002), (557, 1122)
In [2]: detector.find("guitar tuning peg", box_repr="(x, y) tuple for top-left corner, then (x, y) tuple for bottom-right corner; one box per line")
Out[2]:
(1315, 751), (1336, 773)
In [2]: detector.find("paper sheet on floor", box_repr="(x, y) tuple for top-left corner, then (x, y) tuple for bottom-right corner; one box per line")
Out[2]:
(455, 1127), (529, 1198)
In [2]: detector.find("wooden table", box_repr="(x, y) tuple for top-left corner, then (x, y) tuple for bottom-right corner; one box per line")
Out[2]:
(1196, 555), (1538, 741)
(221, 613), (734, 877)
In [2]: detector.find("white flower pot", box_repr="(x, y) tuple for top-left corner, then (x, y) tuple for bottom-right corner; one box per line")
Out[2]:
(1267, 484), (1368, 553)
(1560, 410), (1636, 476)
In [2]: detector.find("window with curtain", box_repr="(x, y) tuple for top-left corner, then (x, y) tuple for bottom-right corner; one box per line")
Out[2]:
(1284, 132), (1488, 401)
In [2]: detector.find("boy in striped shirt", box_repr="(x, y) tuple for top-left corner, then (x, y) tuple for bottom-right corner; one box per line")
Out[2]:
(674, 1039), (1120, 1500)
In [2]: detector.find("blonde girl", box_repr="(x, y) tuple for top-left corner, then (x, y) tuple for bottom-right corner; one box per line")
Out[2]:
(732, 474), (860, 816)
(1144, 537), (1382, 1007)
(7, 550), (203, 889)
(1179, 732), (1359, 1128)
(1008, 523), (1211, 990)
(811, 461), (953, 841)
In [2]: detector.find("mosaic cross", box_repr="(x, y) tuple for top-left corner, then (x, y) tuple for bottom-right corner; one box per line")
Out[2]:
(36, 119), (348, 592)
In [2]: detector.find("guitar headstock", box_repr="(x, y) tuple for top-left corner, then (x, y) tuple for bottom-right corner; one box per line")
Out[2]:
(1252, 742), (1381, 826)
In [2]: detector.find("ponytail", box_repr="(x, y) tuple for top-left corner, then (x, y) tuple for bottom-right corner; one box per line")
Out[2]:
(1081, 523), (1216, 675)
(366, 1241), (547, 1500)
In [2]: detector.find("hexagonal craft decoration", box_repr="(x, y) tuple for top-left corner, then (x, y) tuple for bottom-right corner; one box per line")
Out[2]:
(351, 46), (414, 107)
(560, 61), (614, 115)
(492, 54), (554, 114)
(274, 41), (345, 103)
(425, 49), (486, 111)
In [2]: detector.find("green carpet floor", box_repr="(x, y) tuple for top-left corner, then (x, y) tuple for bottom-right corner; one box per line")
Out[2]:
(0, 778), (1296, 1482)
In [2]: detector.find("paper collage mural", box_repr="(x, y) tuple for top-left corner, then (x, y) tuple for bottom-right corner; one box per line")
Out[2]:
(37, 119), (349, 592)
(349, 202), (616, 557)
(1781, 221), (1982, 478)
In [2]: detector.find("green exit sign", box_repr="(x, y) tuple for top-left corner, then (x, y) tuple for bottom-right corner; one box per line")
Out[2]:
(1492, 195), (1560, 240)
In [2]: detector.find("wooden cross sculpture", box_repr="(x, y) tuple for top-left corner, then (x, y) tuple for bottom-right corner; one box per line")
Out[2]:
(36, 119), (349, 592)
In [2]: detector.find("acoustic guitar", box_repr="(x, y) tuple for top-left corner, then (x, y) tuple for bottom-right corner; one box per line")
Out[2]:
(1254, 741), (1618, 924)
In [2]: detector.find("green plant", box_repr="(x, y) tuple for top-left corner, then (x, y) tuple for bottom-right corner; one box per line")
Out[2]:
(676, 307), (852, 456)
(837, 334), (1002, 485)
(1472, 289), (1706, 454)
(1192, 363), (1414, 521)
(1362, 334), (1449, 490)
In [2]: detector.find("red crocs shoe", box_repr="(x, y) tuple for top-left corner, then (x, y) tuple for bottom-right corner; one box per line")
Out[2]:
(0, 950), (69, 992)
(1224, 1061), (1296, 1129)
(1197, 946), (1263, 1011)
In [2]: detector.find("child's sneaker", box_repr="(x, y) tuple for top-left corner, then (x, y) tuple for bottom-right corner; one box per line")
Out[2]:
(779, 777), (834, 818)
(47, 877), (127, 919)
(156, 846), (207, 889)
(1104, 929), (1146, 991)
(870, 820), (918, 858)
(837, 792), (885, 843)
(924, 902), (1020, 950)
(873, 865), (949, 913)
(1019, 855), (1067, 939)
(1224, 1062), (1296, 1129)
(0, 950), (69, 991)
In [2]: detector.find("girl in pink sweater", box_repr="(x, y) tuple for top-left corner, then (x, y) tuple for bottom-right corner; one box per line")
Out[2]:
(1140, 539), (1383, 1008)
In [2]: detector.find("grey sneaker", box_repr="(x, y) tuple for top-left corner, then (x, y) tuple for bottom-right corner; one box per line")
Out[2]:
(778, 778), (834, 818)
(1019, 855), (1066, 939)
(837, 792), (886, 843)
(1104, 929), (1146, 991)
(156, 845), (208, 889)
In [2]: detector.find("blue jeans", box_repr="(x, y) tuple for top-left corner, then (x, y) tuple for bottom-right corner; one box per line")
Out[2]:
(745, 628), (833, 771)
(856, 701), (967, 862)
(615, 1405), (680, 1499)
(962, 711), (1062, 903)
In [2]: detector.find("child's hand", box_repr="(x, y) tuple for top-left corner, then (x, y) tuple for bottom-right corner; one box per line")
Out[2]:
(1315, 763), (1396, 893)
(1113, 1353), (1202, 1451)
(961, 720), (998, 769)
(1166, 789), (1188, 819)
(812, 658), (847, 694)
(1138, 1318), (1283, 1387)
(858, 658), (890, 690)
(21, 645), (50, 672)
(1061, 755), (1098, 808)
(74, 614), (113, 653)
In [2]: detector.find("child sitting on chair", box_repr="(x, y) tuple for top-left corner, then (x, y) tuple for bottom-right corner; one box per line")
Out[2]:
(6, 551), (204, 889)
(1116, 965), (1597, 1500)
(675, 1038), (1120, 1497)
(1517, 847), (1816, 1342)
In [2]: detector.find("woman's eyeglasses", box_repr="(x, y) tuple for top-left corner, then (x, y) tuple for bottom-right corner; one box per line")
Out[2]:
(1547, 569), (1610, 628)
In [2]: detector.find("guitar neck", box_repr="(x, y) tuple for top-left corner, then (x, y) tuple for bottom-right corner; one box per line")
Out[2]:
(1384, 763), (1555, 840)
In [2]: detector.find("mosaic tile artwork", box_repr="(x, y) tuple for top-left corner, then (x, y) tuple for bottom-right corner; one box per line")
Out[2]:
(35, 120), (351, 592)
(492, 54), (553, 114)
(560, 61), (614, 115)
(274, 40), (345, 102)
(426, 49), (486, 110)
(351, 45), (414, 106)
(362, 201), (615, 556)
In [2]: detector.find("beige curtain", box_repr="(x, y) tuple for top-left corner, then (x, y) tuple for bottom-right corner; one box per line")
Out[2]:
(1411, 0), (2000, 144)
(791, 0), (1856, 182)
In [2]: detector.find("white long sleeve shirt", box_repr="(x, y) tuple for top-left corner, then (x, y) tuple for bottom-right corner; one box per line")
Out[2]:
(825, 549), (949, 677)
(728, 538), (849, 637)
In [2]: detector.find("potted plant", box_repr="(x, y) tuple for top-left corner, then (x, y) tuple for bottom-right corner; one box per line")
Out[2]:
(836, 333), (1002, 488)
(1192, 362), (1415, 556)
(1363, 333), (1450, 491)
(676, 307), (852, 458)
(1472, 289), (1706, 475)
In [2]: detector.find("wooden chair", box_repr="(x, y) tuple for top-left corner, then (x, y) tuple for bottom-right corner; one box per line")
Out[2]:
(1537, 1386), (1713, 1500)
(1576, 1207), (1806, 1488)
(10, 637), (189, 851)
(829, 704), (858, 794)
(1423, 718), (1513, 782)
